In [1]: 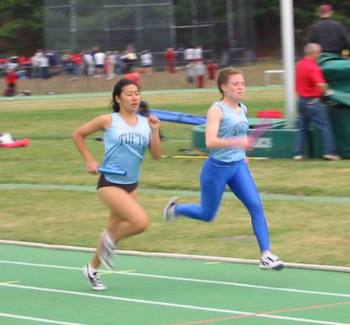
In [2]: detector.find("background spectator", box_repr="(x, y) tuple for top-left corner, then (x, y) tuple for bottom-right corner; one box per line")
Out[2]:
(185, 61), (195, 85)
(207, 60), (218, 81)
(93, 48), (106, 77)
(194, 59), (206, 88)
(306, 4), (350, 56)
(122, 46), (137, 73)
(140, 50), (153, 75)
(294, 43), (340, 161)
(4, 67), (17, 96)
(124, 69), (141, 88)
(165, 47), (175, 73)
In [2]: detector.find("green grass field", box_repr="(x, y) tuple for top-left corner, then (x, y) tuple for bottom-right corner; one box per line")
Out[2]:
(1, 87), (349, 268)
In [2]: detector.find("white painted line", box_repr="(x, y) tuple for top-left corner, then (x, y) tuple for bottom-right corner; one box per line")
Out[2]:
(204, 262), (222, 265)
(0, 283), (348, 325)
(0, 312), (86, 325)
(0, 281), (18, 285)
(1, 239), (350, 273)
(103, 269), (135, 276)
(1, 259), (350, 299)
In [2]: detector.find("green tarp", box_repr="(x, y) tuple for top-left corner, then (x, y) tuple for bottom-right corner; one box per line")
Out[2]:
(319, 53), (350, 107)
(319, 53), (350, 158)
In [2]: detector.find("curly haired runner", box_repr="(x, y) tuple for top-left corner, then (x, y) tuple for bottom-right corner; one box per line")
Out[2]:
(164, 68), (284, 270)
(72, 79), (162, 290)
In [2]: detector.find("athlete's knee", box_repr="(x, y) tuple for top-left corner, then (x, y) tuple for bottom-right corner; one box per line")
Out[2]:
(131, 215), (150, 234)
(246, 198), (263, 215)
(201, 210), (216, 222)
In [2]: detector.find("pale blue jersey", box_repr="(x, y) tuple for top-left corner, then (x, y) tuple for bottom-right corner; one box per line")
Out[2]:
(101, 113), (151, 184)
(209, 100), (249, 162)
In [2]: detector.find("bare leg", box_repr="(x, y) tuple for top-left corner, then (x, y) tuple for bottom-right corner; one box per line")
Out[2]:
(91, 187), (149, 269)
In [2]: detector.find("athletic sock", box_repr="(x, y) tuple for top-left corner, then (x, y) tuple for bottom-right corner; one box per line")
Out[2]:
(88, 264), (97, 275)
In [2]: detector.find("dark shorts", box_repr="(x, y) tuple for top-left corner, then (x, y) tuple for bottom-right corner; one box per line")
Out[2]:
(97, 174), (138, 193)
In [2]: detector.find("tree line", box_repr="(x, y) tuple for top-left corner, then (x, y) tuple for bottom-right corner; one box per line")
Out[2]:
(0, 0), (349, 56)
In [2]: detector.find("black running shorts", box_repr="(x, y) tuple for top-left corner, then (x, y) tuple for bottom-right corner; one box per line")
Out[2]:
(97, 174), (138, 193)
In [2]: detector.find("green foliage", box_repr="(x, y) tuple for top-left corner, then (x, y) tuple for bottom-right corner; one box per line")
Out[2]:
(0, 0), (44, 55)
(0, 0), (349, 56)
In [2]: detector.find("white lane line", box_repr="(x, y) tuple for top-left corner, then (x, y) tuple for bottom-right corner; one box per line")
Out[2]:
(0, 283), (348, 325)
(2, 240), (350, 274)
(0, 280), (18, 285)
(0, 312), (86, 325)
(203, 262), (222, 265)
(103, 269), (136, 276)
(1, 259), (350, 299)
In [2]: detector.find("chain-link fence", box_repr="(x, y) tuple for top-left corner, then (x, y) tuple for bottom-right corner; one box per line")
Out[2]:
(44, 0), (175, 55)
(44, 0), (255, 66)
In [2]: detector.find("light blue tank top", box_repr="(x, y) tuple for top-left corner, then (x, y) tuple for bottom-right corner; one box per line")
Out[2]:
(209, 100), (249, 162)
(101, 113), (151, 184)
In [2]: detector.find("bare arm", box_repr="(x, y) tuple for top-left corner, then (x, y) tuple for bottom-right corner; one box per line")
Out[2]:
(72, 114), (111, 174)
(205, 106), (251, 149)
(318, 82), (327, 92)
(148, 115), (162, 160)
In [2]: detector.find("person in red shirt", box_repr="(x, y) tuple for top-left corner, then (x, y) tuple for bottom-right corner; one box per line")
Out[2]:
(4, 67), (17, 96)
(294, 43), (340, 161)
(165, 48), (175, 73)
(207, 60), (218, 80)
(69, 52), (82, 80)
(124, 70), (141, 88)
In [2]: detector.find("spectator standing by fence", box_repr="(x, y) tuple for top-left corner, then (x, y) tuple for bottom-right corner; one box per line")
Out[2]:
(3, 67), (17, 96)
(140, 50), (153, 75)
(307, 4), (350, 56)
(207, 60), (218, 81)
(194, 60), (206, 88)
(165, 48), (175, 73)
(94, 49), (106, 78)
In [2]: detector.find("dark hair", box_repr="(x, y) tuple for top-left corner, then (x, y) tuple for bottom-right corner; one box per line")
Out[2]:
(138, 100), (150, 117)
(217, 67), (243, 97)
(111, 79), (139, 112)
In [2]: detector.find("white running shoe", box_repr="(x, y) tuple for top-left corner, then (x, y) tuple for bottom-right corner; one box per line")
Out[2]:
(322, 154), (341, 161)
(259, 254), (284, 270)
(83, 264), (106, 291)
(98, 231), (116, 270)
(293, 155), (304, 161)
(163, 196), (178, 222)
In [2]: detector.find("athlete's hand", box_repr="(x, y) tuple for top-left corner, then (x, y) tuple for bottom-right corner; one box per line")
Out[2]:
(148, 115), (160, 132)
(234, 136), (254, 150)
(86, 160), (100, 175)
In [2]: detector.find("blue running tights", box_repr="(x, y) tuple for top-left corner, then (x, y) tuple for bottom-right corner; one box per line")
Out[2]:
(175, 158), (270, 252)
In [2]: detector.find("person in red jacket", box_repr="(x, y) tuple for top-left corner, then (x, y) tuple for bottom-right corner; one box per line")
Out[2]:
(165, 48), (175, 73)
(294, 43), (340, 161)
(4, 67), (17, 96)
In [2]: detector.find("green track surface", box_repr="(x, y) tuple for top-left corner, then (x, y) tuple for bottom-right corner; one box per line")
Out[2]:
(1, 244), (350, 325)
